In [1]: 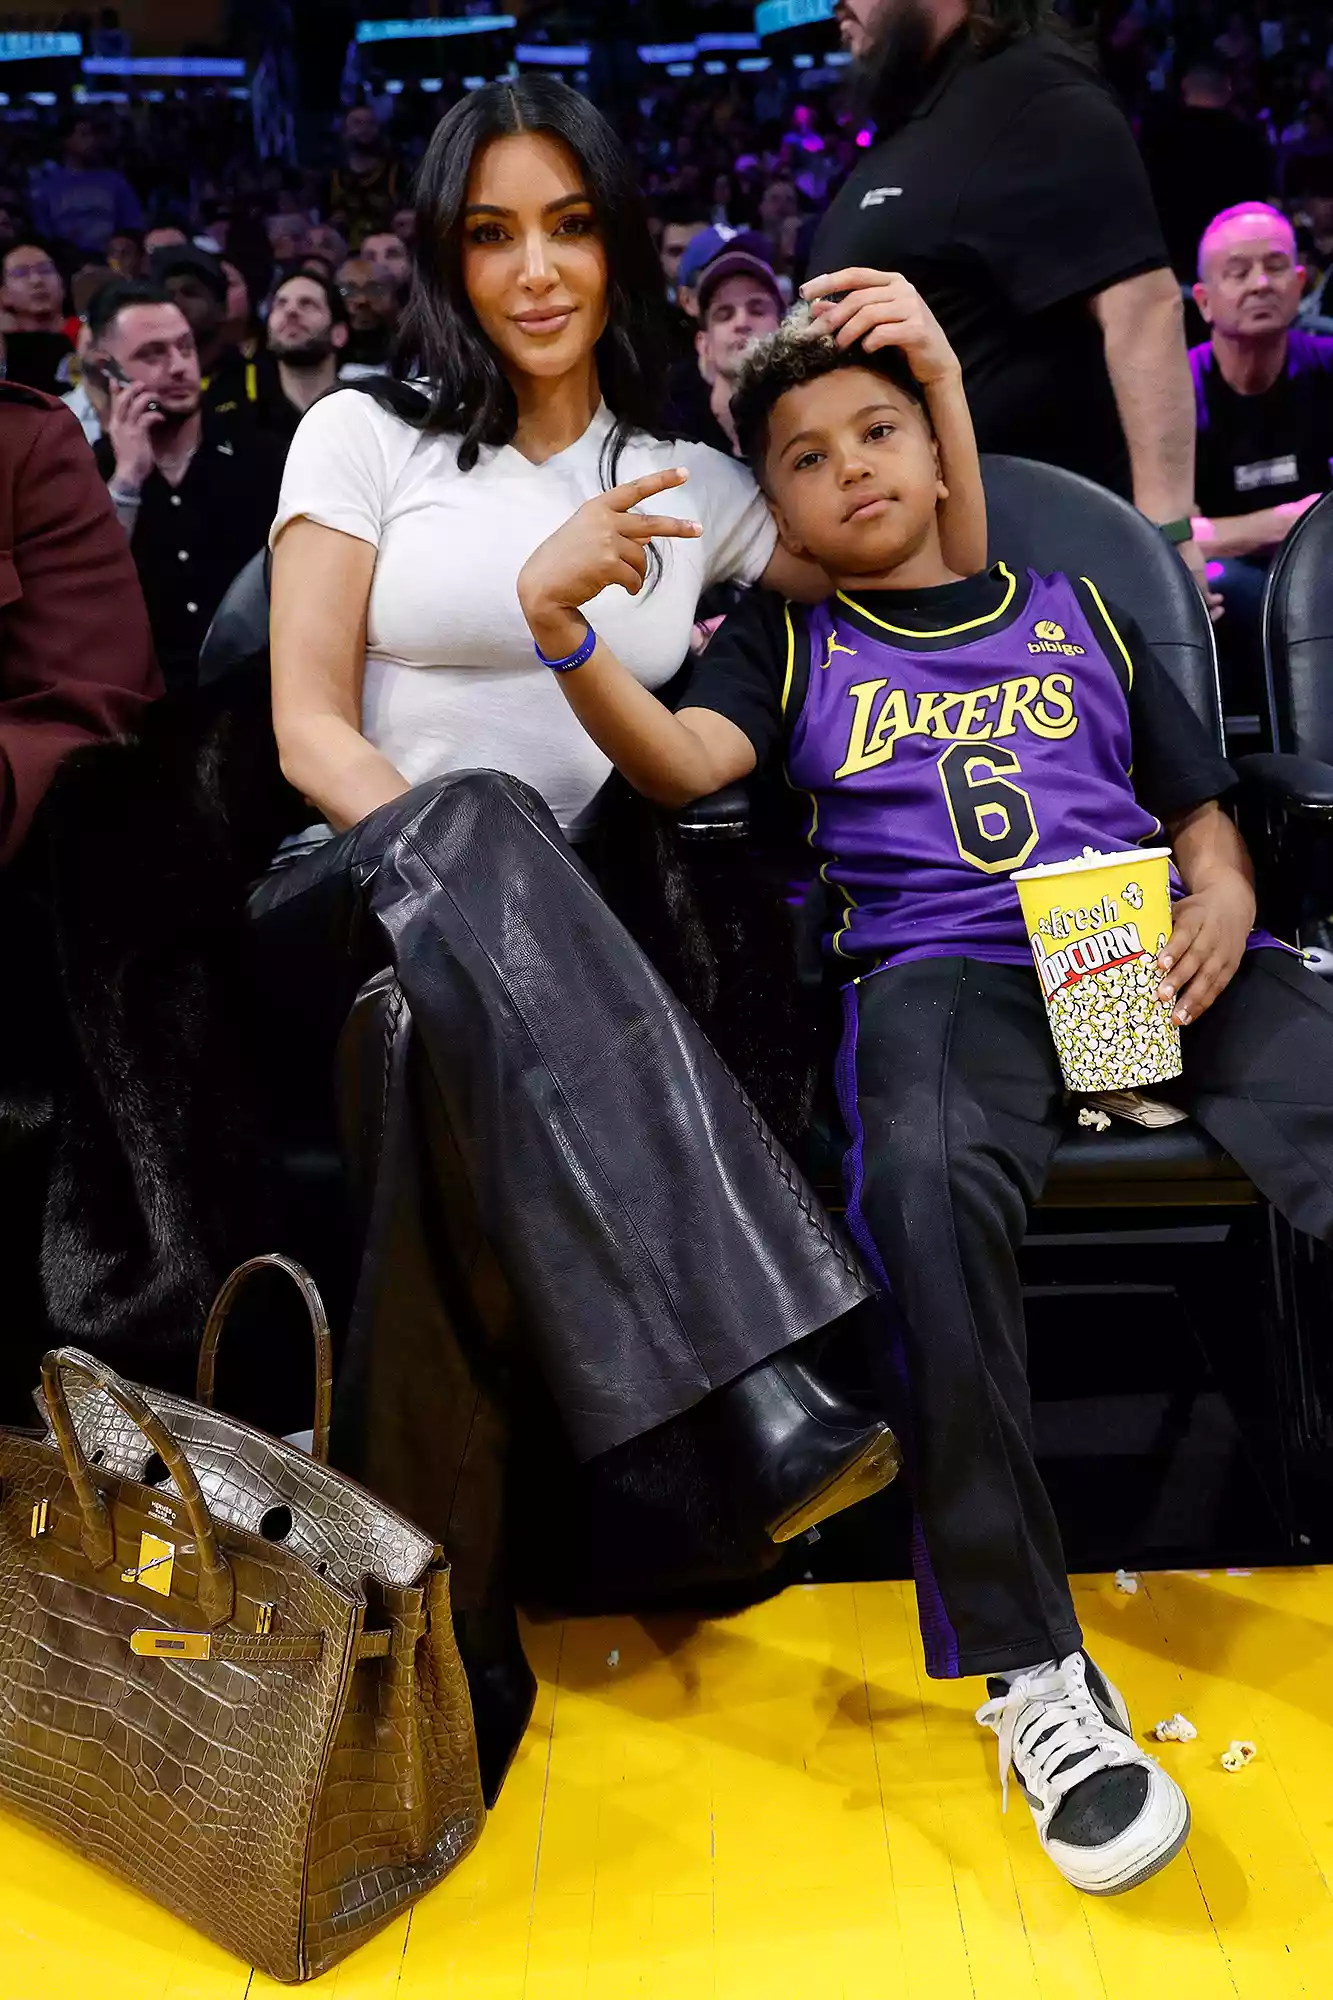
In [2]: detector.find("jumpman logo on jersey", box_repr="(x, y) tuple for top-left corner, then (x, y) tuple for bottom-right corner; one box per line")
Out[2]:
(818, 629), (858, 672)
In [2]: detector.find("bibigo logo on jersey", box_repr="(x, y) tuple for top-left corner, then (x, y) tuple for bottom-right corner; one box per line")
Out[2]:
(1029, 619), (1085, 658)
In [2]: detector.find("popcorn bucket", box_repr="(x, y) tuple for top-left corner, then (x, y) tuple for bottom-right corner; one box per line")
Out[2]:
(1011, 847), (1181, 1093)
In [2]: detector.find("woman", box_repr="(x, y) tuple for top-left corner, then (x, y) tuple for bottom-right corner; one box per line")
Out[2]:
(256, 77), (979, 1793)
(268, 80), (981, 841)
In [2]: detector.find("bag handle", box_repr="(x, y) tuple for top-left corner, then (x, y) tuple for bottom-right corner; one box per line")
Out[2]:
(41, 1347), (235, 1628)
(196, 1255), (332, 1465)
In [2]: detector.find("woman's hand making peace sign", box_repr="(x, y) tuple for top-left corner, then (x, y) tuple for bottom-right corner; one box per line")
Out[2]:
(518, 467), (702, 660)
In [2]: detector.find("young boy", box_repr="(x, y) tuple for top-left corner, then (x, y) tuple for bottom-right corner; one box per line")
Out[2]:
(516, 309), (1333, 1897)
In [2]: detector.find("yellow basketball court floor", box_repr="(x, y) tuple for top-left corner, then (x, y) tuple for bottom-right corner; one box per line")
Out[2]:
(1, 1567), (1331, 1998)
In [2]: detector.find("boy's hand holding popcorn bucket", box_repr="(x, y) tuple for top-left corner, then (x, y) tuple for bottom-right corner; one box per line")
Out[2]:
(1012, 847), (1181, 1093)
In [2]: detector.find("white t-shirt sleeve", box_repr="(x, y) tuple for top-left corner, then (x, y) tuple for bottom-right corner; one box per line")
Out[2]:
(682, 442), (779, 589)
(269, 389), (394, 552)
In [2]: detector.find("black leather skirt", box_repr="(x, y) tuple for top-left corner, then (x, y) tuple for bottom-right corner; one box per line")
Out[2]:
(246, 771), (872, 1469)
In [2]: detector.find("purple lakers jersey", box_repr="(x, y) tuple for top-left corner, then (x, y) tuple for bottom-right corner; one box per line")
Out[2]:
(785, 567), (1166, 968)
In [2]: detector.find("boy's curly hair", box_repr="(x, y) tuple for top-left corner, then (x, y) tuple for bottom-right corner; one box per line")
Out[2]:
(730, 306), (933, 482)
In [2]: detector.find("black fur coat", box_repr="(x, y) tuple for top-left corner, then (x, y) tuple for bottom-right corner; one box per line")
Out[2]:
(0, 679), (287, 1411)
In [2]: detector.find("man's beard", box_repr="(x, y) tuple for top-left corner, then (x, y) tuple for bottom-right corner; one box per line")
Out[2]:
(854, 0), (944, 129)
(271, 331), (335, 370)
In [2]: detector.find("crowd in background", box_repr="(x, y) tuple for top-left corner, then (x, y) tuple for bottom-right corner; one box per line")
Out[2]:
(7, 9), (1333, 364)
(3, 3), (1333, 699)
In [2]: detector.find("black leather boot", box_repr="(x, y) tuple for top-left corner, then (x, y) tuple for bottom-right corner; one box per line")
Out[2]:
(716, 1349), (902, 1544)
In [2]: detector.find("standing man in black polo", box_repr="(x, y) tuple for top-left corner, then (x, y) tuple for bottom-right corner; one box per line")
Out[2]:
(89, 279), (286, 693)
(812, 0), (1208, 594)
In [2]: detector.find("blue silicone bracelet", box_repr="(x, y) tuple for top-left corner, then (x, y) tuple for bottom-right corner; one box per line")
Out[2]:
(535, 618), (597, 673)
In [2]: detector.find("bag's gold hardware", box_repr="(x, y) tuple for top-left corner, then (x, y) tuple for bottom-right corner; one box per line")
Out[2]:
(29, 1500), (49, 1538)
(130, 1630), (211, 1660)
(255, 1603), (274, 1636)
(121, 1532), (174, 1596)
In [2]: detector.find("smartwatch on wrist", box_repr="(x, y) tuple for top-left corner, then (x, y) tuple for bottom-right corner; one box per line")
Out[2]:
(1158, 516), (1195, 546)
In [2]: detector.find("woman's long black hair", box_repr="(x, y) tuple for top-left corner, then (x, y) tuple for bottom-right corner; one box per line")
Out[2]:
(350, 77), (672, 486)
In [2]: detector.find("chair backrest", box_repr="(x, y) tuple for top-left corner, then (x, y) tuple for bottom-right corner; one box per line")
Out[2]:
(198, 548), (271, 688)
(982, 454), (1224, 750)
(1261, 486), (1333, 759)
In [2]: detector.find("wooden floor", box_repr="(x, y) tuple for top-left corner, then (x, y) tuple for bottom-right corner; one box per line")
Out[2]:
(2, 1568), (1332, 1997)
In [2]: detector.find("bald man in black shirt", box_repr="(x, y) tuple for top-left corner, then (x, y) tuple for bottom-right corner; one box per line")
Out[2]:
(1189, 201), (1333, 710)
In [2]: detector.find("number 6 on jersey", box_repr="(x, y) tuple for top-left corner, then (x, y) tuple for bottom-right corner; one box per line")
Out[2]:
(938, 742), (1039, 873)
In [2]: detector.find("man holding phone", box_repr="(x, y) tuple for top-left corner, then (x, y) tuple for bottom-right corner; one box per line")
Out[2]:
(89, 278), (285, 692)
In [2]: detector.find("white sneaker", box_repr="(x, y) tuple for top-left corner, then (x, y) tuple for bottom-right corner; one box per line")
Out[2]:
(975, 1652), (1191, 1895)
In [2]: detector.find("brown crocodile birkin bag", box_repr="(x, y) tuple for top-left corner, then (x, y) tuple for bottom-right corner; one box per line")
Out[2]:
(0, 1254), (486, 1984)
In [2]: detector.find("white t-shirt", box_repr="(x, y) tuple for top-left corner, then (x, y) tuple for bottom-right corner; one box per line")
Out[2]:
(270, 390), (778, 836)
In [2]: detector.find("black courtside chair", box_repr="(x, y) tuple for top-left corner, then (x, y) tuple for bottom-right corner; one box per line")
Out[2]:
(1260, 484), (1333, 764)
(199, 548), (270, 688)
(978, 458), (1248, 1200)
(682, 455), (1333, 1546)
(985, 460), (1331, 1550)
(1252, 489), (1333, 945)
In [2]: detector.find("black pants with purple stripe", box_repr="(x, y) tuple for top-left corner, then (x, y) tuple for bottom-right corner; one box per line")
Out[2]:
(835, 948), (1333, 1681)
